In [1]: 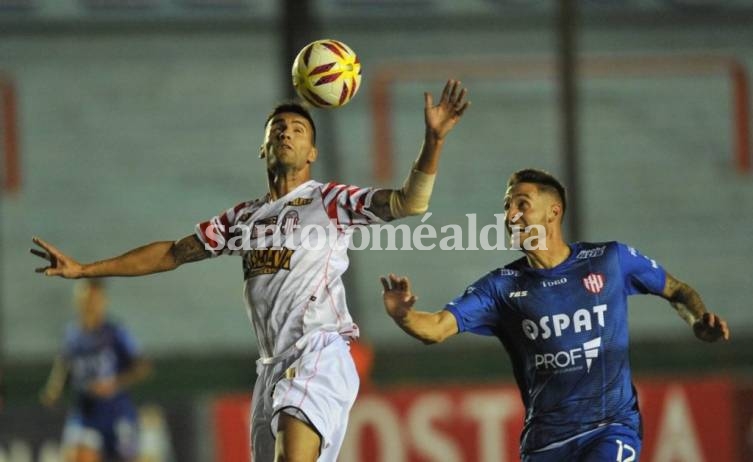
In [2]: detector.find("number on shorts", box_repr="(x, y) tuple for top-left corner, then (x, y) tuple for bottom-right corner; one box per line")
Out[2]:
(615, 439), (636, 462)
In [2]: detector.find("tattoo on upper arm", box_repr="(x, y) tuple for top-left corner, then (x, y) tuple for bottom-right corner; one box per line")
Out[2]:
(171, 235), (211, 265)
(368, 189), (395, 221)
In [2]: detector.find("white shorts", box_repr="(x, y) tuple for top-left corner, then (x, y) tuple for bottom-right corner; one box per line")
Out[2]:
(250, 331), (360, 462)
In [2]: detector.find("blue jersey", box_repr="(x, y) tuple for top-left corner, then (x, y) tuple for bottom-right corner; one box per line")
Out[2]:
(62, 320), (141, 412)
(445, 242), (666, 453)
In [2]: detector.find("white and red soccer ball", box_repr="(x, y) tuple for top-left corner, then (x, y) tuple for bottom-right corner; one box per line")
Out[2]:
(291, 39), (361, 108)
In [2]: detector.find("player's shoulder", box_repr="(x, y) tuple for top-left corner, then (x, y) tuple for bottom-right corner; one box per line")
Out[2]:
(571, 241), (621, 260)
(474, 262), (525, 288)
(100, 320), (124, 336)
(320, 180), (374, 196)
(220, 197), (266, 223)
(63, 322), (81, 343)
(500, 256), (527, 277)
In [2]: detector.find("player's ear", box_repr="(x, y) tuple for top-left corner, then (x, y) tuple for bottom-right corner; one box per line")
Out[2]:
(259, 144), (266, 159)
(307, 147), (318, 164)
(549, 202), (562, 223)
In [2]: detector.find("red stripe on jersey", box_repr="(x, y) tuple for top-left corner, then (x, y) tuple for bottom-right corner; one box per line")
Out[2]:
(344, 185), (362, 203)
(355, 191), (367, 213)
(198, 221), (221, 249)
(322, 182), (337, 197)
(322, 183), (347, 206)
(326, 196), (339, 222)
(218, 212), (231, 230)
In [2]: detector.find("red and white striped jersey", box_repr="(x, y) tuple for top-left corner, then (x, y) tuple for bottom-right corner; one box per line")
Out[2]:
(195, 180), (383, 361)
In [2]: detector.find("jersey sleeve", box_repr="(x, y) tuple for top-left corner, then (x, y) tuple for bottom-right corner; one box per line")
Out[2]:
(321, 182), (385, 226)
(617, 243), (667, 296)
(60, 324), (76, 361)
(195, 202), (249, 256)
(115, 325), (142, 358)
(444, 272), (503, 336)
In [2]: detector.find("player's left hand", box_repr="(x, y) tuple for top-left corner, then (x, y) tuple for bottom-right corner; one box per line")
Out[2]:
(380, 273), (417, 320)
(692, 312), (730, 342)
(424, 79), (470, 141)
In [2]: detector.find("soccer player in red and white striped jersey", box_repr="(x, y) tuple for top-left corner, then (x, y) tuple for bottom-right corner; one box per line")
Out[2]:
(32, 79), (470, 462)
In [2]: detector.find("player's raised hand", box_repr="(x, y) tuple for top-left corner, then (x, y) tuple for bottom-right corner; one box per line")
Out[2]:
(380, 273), (417, 320)
(692, 312), (730, 342)
(424, 79), (470, 141)
(31, 236), (84, 278)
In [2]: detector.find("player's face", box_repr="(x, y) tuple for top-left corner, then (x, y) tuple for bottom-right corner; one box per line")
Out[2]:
(75, 284), (107, 331)
(503, 182), (559, 247)
(261, 113), (317, 171)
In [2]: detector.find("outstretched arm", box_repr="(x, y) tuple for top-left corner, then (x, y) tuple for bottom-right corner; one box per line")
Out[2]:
(370, 80), (471, 221)
(39, 355), (69, 408)
(381, 273), (458, 344)
(31, 234), (210, 279)
(661, 272), (730, 342)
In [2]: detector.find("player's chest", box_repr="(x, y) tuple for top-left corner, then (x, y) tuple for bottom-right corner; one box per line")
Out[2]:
(504, 268), (621, 340)
(236, 196), (332, 244)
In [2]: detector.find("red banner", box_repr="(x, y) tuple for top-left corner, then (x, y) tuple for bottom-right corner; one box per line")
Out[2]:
(213, 377), (742, 462)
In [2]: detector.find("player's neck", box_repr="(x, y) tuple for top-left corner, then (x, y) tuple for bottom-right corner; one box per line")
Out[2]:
(524, 238), (571, 270)
(267, 168), (311, 201)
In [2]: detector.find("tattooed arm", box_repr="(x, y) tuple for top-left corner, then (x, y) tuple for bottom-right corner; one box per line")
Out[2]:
(661, 272), (730, 342)
(31, 234), (210, 279)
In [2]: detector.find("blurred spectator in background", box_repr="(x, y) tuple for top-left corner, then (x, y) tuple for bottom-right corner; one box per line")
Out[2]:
(40, 280), (152, 462)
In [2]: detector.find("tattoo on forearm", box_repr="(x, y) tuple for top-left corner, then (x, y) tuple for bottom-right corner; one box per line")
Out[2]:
(171, 236), (210, 264)
(667, 276), (706, 324)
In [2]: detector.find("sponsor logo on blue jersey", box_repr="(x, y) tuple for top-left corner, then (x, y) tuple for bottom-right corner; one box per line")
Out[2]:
(522, 304), (607, 340)
(541, 277), (567, 288)
(576, 245), (606, 259)
(534, 336), (602, 373)
(522, 304), (608, 373)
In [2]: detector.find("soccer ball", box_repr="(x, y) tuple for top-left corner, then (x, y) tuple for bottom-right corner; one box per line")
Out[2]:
(291, 39), (361, 108)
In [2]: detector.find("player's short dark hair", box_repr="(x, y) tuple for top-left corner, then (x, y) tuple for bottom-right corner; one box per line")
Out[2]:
(507, 169), (567, 216)
(265, 102), (317, 145)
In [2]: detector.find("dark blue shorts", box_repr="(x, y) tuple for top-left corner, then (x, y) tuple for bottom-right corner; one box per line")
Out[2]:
(63, 399), (139, 460)
(522, 424), (641, 462)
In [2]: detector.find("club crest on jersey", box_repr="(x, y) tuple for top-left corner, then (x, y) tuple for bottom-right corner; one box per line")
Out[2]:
(286, 198), (314, 207)
(281, 211), (299, 235)
(251, 216), (278, 239)
(582, 273), (605, 294)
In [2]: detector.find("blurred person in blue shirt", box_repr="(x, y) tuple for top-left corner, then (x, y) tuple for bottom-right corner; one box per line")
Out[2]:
(40, 280), (151, 462)
(381, 168), (729, 462)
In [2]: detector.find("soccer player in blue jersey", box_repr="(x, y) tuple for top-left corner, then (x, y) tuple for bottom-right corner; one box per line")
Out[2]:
(381, 168), (730, 462)
(40, 280), (152, 462)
